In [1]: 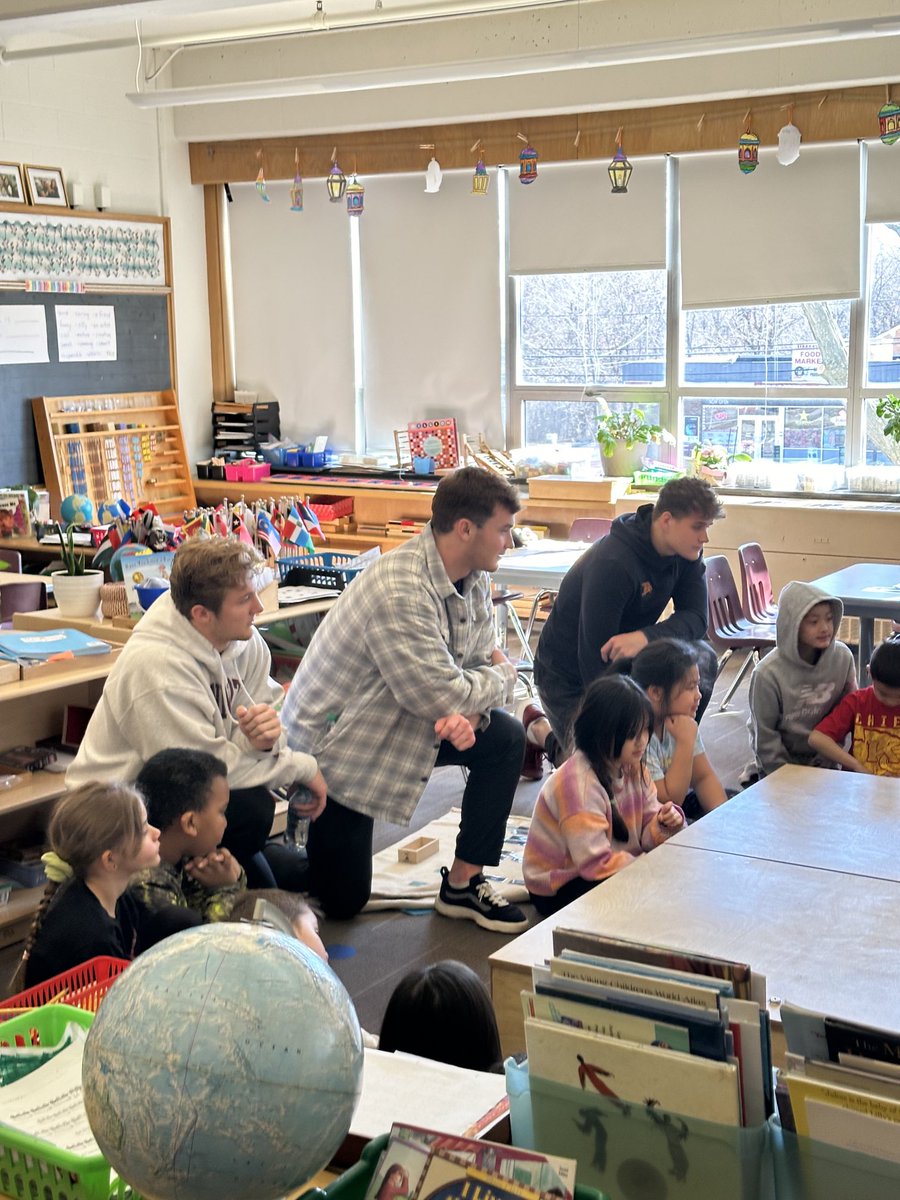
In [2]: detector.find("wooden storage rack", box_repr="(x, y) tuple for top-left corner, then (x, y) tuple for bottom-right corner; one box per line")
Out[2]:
(33, 390), (196, 523)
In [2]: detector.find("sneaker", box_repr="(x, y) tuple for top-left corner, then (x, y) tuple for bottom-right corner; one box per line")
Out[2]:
(520, 703), (547, 781)
(434, 867), (529, 933)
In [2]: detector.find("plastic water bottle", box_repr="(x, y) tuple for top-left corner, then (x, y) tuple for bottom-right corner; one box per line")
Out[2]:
(285, 787), (311, 850)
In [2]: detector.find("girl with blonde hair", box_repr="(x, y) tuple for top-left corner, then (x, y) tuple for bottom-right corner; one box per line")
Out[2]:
(18, 782), (160, 988)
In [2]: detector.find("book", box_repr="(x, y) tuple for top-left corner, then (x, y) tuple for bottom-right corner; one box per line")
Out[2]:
(722, 997), (769, 1125)
(0, 628), (112, 663)
(551, 926), (754, 1001)
(550, 955), (726, 1013)
(521, 989), (693, 1055)
(824, 1015), (900, 1068)
(407, 418), (460, 470)
(785, 1072), (900, 1137)
(120, 550), (176, 615)
(415, 1154), (543, 1200)
(532, 964), (729, 1061)
(0, 490), (31, 539)
(524, 1017), (742, 1126)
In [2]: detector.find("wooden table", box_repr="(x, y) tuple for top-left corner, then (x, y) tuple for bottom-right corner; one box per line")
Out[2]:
(490, 839), (900, 1064)
(810, 562), (900, 676)
(669, 763), (900, 882)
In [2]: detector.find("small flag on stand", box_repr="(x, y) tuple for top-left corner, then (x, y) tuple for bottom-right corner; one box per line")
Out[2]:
(282, 506), (315, 553)
(232, 511), (254, 546)
(299, 501), (326, 542)
(256, 510), (282, 558)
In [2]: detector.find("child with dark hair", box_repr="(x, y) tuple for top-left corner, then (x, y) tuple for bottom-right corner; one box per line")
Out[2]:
(18, 782), (160, 988)
(809, 637), (900, 777)
(379, 960), (502, 1072)
(626, 638), (727, 819)
(130, 748), (245, 948)
(523, 675), (683, 917)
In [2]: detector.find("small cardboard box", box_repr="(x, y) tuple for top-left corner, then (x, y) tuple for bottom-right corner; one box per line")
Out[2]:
(397, 836), (439, 864)
(527, 475), (631, 503)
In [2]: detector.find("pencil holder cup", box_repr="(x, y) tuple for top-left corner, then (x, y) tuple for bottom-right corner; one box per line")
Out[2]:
(100, 582), (129, 619)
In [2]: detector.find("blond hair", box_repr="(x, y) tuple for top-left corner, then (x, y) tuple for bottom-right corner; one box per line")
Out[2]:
(170, 537), (262, 618)
(15, 782), (146, 985)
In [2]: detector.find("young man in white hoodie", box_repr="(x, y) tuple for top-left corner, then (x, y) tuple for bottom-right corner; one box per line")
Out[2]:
(747, 580), (857, 778)
(68, 539), (326, 886)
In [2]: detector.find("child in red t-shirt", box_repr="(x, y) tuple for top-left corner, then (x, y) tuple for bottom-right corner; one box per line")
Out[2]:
(809, 638), (900, 777)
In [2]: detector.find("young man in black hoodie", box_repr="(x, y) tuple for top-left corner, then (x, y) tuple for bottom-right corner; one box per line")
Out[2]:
(524, 477), (724, 769)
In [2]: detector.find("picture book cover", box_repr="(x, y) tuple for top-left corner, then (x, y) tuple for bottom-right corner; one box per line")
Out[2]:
(414, 1152), (542, 1200)
(824, 1016), (900, 1068)
(522, 989), (692, 1055)
(0, 628), (111, 663)
(407, 419), (460, 470)
(785, 1072), (900, 1139)
(551, 927), (753, 1001)
(532, 965), (729, 1062)
(120, 550), (175, 616)
(524, 1017), (741, 1126)
(0, 490), (31, 539)
(550, 955), (725, 1013)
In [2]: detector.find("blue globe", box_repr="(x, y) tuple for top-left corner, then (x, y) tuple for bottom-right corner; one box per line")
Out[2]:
(82, 924), (364, 1200)
(60, 493), (94, 526)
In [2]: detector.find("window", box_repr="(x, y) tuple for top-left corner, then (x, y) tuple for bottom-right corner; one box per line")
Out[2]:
(865, 224), (900, 471)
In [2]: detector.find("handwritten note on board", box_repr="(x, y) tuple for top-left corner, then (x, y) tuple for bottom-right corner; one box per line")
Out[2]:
(0, 305), (49, 365)
(55, 304), (117, 362)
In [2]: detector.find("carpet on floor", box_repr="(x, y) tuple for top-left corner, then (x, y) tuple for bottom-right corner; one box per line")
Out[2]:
(363, 808), (531, 911)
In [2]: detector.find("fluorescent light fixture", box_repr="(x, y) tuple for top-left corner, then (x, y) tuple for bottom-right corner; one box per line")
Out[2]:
(126, 17), (900, 109)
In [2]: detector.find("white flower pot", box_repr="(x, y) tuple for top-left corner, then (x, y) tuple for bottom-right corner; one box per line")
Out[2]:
(51, 570), (104, 619)
(600, 443), (646, 478)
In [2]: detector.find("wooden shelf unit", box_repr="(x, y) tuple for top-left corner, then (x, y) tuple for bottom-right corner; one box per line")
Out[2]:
(33, 390), (196, 523)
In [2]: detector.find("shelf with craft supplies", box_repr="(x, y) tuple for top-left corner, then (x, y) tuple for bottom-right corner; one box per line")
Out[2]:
(32, 390), (196, 524)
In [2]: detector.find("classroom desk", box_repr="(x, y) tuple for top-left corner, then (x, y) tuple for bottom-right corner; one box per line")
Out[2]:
(493, 541), (588, 592)
(489, 842), (900, 1063)
(810, 562), (900, 676)
(669, 765), (900, 881)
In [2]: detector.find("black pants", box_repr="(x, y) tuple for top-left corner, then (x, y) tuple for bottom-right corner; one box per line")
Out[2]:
(529, 874), (601, 917)
(307, 708), (526, 920)
(221, 785), (278, 888)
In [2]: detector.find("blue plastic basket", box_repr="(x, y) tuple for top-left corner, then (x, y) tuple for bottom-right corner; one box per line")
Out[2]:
(276, 552), (369, 591)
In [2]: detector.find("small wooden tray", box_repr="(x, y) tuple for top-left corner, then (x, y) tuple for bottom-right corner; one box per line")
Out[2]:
(397, 836), (439, 864)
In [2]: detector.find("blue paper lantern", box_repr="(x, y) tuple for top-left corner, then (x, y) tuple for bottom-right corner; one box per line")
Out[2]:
(878, 101), (900, 146)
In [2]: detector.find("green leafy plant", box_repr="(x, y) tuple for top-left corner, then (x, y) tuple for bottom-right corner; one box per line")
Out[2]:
(595, 405), (671, 456)
(56, 522), (86, 576)
(875, 393), (900, 443)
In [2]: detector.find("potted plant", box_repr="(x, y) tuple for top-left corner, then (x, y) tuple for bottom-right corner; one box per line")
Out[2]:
(690, 443), (752, 484)
(51, 523), (104, 618)
(594, 401), (674, 478)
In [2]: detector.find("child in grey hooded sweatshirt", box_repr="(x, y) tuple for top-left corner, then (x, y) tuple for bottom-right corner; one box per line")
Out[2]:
(748, 581), (857, 777)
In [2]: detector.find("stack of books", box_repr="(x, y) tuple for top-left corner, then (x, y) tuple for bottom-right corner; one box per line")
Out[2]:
(363, 1123), (576, 1200)
(387, 518), (428, 538)
(778, 1002), (900, 1166)
(521, 928), (774, 1197)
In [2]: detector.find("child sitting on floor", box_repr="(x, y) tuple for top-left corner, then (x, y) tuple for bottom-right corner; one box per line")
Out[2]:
(624, 638), (727, 820)
(229, 888), (327, 962)
(523, 674), (683, 917)
(747, 581), (856, 778)
(18, 782), (160, 988)
(130, 748), (245, 949)
(809, 637), (900, 777)
(379, 960), (502, 1072)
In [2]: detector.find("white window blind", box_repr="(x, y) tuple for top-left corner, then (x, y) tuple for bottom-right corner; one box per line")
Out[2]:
(508, 158), (667, 274)
(228, 181), (356, 450)
(865, 140), (900, 223)
(679, 144), (861, 309)
(359, 170), (502, 451)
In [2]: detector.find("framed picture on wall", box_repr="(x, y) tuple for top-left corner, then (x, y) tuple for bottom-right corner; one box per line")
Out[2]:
(24, 164), (68, 208)
(0, 163), (27, 204)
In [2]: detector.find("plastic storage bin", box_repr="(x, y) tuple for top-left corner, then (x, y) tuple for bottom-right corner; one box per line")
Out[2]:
(298, 1133), (609, 1200)
(301, 452), (327, 468)
(276, 552), (371, 591)
(770, 1115), (900, 1200)
(1, 956), (128, 1017)
(0, 1003), (142, 1200)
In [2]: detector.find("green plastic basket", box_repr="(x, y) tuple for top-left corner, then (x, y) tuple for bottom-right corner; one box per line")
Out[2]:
(0, 1004), (141, 1200)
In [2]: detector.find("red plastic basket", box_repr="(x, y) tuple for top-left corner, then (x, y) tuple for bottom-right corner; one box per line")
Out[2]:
(1, 955), (128, 1018)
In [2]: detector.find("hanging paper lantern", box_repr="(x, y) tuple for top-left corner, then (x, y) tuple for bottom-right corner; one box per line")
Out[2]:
(608, 144), (633, 193)
(878, 100), (900, 146)
(776, 122), (802, 166)
(255, 166), (270, 202)
(519, 142), (538, 184)
(424, 156), (442, 193)
(472, 156), (490, 196)
(738, 131), (760, 174)
(346, 174), (365, 216)
(326, 161), (347, 202)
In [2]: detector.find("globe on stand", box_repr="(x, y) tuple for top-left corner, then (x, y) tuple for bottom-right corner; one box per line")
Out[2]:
(82, 923), (363, 1200)
(60, 493), (94, 526)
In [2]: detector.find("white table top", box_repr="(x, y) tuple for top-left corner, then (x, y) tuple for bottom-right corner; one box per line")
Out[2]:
(669, 764), (900, 882)
(494, 541), (588, 591)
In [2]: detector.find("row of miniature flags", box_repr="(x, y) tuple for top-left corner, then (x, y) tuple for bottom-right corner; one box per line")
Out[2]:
(180, 497), (325, 558)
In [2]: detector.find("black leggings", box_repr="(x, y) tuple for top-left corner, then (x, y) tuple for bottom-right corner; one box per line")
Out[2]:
(220, 785), (278, 888)
(307, 708), (526, 920)
(529, 874), (602, 917)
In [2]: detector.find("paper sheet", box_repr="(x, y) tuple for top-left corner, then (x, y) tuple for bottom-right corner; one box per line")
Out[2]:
(0, 305), (49, 365)
(0, 1037), (101, 1158)
(55, 304), (117, 362)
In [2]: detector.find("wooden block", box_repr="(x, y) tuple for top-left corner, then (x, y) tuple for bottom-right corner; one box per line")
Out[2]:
(397, 835), (439, 864)
(527, 475), (631, 503)
(0, 662), (19, 687)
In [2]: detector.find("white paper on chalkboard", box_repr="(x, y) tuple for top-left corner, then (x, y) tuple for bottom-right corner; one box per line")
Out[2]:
(0, 304), (49, 365)
(56, 304), (117, 362)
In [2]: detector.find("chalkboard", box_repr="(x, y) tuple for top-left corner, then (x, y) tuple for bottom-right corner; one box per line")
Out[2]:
(0, 291), (172, 489)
